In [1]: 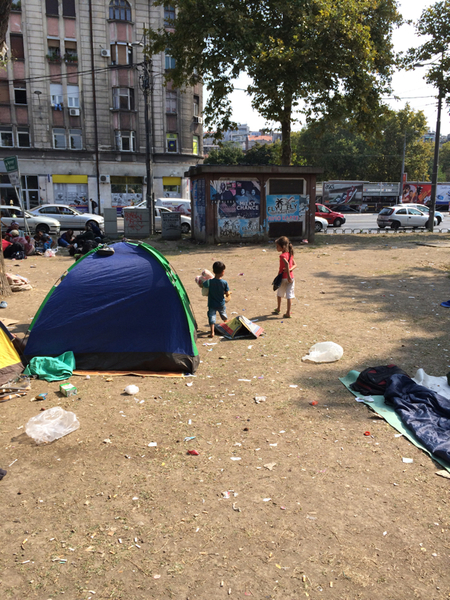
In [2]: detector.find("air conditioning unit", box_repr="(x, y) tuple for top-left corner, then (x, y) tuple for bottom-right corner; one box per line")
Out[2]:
(100, 49), (110, 58)
(100, 174), (110, 183)
(69, 108), (80, 116)
(193, 116), (203, 124)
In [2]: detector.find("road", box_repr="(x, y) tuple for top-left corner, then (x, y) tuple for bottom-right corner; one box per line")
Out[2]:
(324, 213), (448, 230)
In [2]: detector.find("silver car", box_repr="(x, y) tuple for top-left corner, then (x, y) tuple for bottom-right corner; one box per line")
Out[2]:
(0, 205), (60, 235)
(123, 204), (192, 233)
(377, 206), (437, 230)
(29, 204), (104, 231)
(398, 203), (444, 225)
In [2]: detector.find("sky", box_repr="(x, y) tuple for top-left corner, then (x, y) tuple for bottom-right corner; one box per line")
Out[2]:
(227, 1), (448, 135)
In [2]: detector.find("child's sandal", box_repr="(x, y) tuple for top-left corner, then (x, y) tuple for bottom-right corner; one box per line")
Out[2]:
(272, 308), (280, 314)
(283, 314), (291, 318)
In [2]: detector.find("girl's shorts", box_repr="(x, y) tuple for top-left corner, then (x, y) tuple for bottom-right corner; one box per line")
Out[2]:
(277, 279), (295, 299)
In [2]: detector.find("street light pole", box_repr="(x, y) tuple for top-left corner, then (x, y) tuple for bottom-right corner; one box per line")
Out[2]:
(428, 91), (442, 232)
(399, 133), (406, 204)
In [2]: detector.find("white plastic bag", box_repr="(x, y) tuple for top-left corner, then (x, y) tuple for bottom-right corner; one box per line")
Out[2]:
(124, 384), (139, 395)
(44, 249), (56, 257)
(25, 406), (80, 444)
(302, 341), (343, 363)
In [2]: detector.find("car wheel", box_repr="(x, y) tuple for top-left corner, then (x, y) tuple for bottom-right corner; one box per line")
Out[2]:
(437, 217), (442, 225)
(36, 223), (50, 234)
(390, 221), (400, 230)
(378, 225), (386, 229)
(314, 221), (323, 233)
(333, 218), (343, 227)
(181, 222), (191, 234)
(86, 220), (98, 228)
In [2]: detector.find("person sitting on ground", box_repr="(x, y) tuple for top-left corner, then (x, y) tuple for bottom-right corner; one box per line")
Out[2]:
(88, 221), (104, 240)
(8, 229), (34, 256)
(58, 229), (75, 248)
(33, 230), (55, 255)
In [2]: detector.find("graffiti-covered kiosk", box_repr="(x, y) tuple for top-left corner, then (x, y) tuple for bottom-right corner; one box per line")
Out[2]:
(186, 165), (323, 244)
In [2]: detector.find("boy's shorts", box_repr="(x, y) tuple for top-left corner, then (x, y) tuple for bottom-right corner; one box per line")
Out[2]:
(277, 279), (295, 299)
(207, 305), (227, 325)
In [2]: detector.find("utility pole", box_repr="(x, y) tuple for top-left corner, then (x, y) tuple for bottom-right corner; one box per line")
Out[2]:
(428, 91), (442, 232)
(138, 29), (154, 235)
(399, 133), (406, 204)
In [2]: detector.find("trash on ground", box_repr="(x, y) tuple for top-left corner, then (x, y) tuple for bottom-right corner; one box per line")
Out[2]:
(26, 406), (80, 444)
(148, 442), (157, 447)
(364, 431), (371, 436)
(230, 457), (241, 461)
(436, 470), (450, 479)
(187, 449), (199, 455)
(232, 502), (241, 512)
(59, 383), (77, 397)
(254, 396), (266, 404)
(356, 396), (375, 403)
(402, 457), (414, 463)
(32, 393), (48, 402)
(302, 341), (343, 363)
(124, 385), (139, 395)
(310, 400), (318, 406)
(184, 436), (196, 442)
(0, 468), (7, 480)
(264, 462), (276, 470)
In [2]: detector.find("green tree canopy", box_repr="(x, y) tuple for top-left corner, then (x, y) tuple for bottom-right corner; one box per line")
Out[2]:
(290, 106), (433, 181)
(204, 141), (281, 165)
(204, 142), (245, 165)
(148, 0), (402, 165)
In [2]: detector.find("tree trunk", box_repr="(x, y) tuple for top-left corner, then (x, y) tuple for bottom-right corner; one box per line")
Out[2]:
(280, 103), (292, 166)
(0, 1), (12, 60)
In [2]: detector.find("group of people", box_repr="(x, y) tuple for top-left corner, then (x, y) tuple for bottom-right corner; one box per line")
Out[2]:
(2, 222), (55, 259)
(203, 235), (296, 337)
(58, 222), (104, 258)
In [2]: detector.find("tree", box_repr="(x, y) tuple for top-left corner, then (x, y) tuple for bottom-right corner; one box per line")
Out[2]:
(243, 142), (281, 166)
(439, 141), (450, 180)
(203, 142), (245, 165)
(0, 0), (13, 66)
(148, 0), (401, 165)
(290, 106), (432, 181)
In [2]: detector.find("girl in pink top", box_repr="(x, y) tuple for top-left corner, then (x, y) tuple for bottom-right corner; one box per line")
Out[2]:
(273, 236), (297, 318)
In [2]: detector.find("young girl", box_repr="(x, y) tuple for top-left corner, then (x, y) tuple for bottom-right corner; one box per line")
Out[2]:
(273, 236), (297, 318)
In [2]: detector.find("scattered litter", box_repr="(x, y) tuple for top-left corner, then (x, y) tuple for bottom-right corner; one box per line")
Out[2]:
(383, 531), (387, 536)
(356, 396), (374, 403)
(124, 385), (139, 395)
(184, 436), (196, 442)
(60, 382), (77, 397)
(222, 491), (231, 498)
(364, 431), (371, 436)
(289, 384), (298, 388)
(230, 457), (241, 461)
(402, 457), (414, 463)
(186, 382), (193, 387)
(148, 442), (157, 447)
(264, 462), (276, 471)
(394, 433), (403, 438)
(254, 396), (266, 404)
(232, 502), (241, 512)
(26, 406), (80, 444)
(187, 449), (199, 455)
(85, 375), (90, 380)
(153, 574), (161, 579)
(32, 393), (48, 402)
(310, 401), (318, 406)
(302, 341), (343, 363)
(262, 498), (271, 502)
(269, 443), (277, 447)
(8, 459), (17, 467)
(436, 470), (450, 479)
(103, 438), (112, 444)
(238, 379), (251, 382)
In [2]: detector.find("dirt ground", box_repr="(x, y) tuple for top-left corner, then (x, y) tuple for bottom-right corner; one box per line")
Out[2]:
(1, 233), (450, 600)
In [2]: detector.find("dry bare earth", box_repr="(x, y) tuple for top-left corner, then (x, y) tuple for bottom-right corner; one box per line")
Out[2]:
(1, 234), (450, 600)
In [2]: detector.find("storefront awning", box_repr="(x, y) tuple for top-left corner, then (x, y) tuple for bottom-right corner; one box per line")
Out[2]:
(52, 175), (88, 184)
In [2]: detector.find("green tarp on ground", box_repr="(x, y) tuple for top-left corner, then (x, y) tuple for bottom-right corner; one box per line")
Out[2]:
(340, 370), (450, 473)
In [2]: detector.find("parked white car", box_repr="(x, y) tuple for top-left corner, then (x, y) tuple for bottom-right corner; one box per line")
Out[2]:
(29, 204), (104, 231)
(124, 204), (192, 233)
(315, 215), (329, 232)
(0, 205), (60, 235)
(398, 203), (444, 225)
(377, 206), (437, 230)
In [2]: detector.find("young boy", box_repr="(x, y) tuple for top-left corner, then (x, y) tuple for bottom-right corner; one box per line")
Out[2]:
(203, 261), (230, 337)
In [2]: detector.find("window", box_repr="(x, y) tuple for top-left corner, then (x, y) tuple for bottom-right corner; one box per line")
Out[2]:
(67, 85), (79, 108)
(17, 128), (30, 147)
(50, 83), (63, 106)
(53, 128), (67, 149)
(115, 130), (136, 152)
(64, 42), (78, 63)
(164, 5), (175, 27)
(47, 39), (61, 61)
(110, 43), (132, 66)
(10, 35), (24, 60)
(70, 129), (82, 149)
(113, 87), (134, 110)
(109, 0), (131, 22)
(11, 1), (22, 11)
(165, 52), (176, 70)
(166, 90), (177, 113)
(14, 82), (27, 105)
(193, 95), (199, 116)
(63, 0), (76, 17)
(193, 135), (199, 155)
(0, 128), (13, 147)
(166, 133), (178, 153)
(46, 0), (59, 15)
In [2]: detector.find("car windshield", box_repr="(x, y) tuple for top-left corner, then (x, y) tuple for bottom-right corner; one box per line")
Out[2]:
(379, 208), (394, 215)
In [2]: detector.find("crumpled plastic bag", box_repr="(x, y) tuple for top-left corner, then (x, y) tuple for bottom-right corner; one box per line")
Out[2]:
(124, 384), (139, 395)
(25, 406), (80, 444)
(302, 341), (343, 363)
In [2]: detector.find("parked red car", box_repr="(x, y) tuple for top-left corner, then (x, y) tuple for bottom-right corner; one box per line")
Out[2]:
(315, 203), (346, 227)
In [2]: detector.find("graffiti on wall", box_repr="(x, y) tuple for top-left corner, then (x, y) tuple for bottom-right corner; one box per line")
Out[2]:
(192, 179), (206, 235)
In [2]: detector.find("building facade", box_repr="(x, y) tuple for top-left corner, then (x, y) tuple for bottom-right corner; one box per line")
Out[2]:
(0, 0), (203, 213)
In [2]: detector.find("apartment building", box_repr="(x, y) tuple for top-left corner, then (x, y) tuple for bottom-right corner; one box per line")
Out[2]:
(0, 0), (203, 213)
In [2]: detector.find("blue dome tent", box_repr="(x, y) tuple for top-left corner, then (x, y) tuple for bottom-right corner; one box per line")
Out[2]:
(24, 242), (199, 373)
